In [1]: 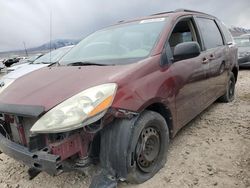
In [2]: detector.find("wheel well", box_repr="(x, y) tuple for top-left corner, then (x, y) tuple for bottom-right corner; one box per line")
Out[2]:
(146, 103), (173, 137)
(232, 66), (238, 82)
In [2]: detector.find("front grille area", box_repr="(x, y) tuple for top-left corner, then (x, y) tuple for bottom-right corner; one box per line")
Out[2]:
(0, 114), (38, 146)
(21, 117), (38, 143)
(0, 113), (94, 167)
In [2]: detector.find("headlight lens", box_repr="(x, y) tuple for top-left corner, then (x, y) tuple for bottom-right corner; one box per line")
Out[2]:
(30, 83), (117, 133)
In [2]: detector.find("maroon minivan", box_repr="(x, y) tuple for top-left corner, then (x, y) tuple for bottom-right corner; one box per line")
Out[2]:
(0, 9), (238, 187)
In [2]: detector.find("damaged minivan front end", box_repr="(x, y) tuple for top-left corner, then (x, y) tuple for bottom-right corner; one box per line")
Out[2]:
(0, 83), (122, 178)
(0, 15), (171, 186)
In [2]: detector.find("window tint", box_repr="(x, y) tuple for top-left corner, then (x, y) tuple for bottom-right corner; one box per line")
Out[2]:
(196, 18), (223, 49)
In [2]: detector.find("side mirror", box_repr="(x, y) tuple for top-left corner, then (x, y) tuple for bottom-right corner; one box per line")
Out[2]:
(173, 42), (201, 61)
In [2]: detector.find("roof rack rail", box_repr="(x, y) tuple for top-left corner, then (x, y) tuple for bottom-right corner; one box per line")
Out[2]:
(174, 9), (212, 16)
(150, 9), (212, 17)
(150, 11), (174, 16)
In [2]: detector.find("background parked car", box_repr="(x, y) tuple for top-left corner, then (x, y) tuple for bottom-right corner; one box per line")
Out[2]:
(234, 34), (250, 68)
(0, 45), (74, 93)
(0, 59), (5, 70)
(6, 53), (44, 72)
(3, 56), (22, 67)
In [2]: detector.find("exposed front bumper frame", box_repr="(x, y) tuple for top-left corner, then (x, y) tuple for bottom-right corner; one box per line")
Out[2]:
(0, 132), (62, 176)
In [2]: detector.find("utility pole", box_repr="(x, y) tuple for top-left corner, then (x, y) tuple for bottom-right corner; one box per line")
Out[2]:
(23, 41), (28, 57)
(50, 11), (52, 63)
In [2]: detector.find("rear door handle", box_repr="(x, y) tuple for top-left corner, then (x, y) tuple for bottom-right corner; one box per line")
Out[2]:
(202, 58), (209, 64)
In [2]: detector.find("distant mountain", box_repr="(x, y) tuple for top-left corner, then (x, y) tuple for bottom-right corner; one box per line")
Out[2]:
(28, 39), (80, 51)
(229, 26), (250, 37)
(0, 39), (80, 57)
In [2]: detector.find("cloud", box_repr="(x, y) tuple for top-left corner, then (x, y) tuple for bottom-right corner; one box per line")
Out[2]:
(0, 0), (249, 51)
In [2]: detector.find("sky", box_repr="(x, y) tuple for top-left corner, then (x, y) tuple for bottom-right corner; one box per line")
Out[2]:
(0, 0), (250, 52)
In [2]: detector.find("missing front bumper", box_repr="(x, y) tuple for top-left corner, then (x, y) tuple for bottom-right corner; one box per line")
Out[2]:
(0, 132), (62, 176)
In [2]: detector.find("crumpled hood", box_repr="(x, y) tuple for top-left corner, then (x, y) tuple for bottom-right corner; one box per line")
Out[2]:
(0, 64), (138, 113)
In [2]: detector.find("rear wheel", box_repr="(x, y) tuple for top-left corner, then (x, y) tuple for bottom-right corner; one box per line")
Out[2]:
(99, 110), (169, 184)
(218, 72), (235, 103)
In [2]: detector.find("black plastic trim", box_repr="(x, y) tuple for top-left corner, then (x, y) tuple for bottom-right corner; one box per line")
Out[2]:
(0, 103), (45, 117)
(0, 132), (61, 175)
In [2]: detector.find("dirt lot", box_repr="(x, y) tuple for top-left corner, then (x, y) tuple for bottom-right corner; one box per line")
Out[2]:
(0, 70), (249, 188)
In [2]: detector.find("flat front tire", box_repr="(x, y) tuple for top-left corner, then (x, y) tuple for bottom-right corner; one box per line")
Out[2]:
(126, 111), (169, 184)
(99, 110), (169, 184)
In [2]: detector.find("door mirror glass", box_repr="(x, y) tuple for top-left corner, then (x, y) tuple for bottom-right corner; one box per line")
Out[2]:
(173, 42), (201, 61)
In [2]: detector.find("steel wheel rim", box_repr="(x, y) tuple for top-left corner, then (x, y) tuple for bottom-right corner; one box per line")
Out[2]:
(136, 126), (160, 173)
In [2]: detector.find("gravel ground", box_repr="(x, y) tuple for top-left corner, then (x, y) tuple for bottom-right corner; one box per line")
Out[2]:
(0, 70), (249, 188)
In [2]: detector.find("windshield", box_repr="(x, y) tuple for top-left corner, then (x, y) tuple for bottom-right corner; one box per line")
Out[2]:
(33, 46), (73, 64)
(27, 54), (41, 62)
(60, 18), (167, 65)
(234, 36), (250, 47)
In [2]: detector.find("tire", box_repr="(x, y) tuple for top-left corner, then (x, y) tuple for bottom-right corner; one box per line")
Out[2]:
(218, 72), (235, 103)
(99, 110), (169, 184)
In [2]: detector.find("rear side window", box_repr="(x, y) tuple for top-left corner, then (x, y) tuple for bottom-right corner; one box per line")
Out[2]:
(196, 18), (223, 49)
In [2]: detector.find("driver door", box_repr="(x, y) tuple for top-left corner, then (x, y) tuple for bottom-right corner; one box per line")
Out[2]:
(167, 18), (208, 130)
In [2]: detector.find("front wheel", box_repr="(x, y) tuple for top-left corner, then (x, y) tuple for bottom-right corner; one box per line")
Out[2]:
(218, 72), (235, 103)
(99, 110), (169, 184)
(127, 111), (169, 183)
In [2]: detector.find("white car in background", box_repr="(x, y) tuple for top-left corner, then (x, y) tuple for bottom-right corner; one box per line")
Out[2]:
(0, 45), (74, 92)
(0, 59), (5, 70)
(6, 54), (44, 72)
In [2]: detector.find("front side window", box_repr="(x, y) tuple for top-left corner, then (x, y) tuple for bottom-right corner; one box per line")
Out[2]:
(60, 18), (167, 65)
(196, 18), (223, 50)
(169, 19), (199, 53)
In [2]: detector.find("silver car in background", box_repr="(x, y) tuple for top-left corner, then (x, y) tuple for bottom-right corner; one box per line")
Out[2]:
(0, 45), (74, 93)
(234, 34), (250, 68)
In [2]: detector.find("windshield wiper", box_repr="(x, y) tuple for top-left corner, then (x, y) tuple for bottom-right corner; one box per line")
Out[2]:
(30, 61), (58, 66)
(48, 62), (58, 66)
(31, 62), (49, 64)
(67, 61), (106, 66)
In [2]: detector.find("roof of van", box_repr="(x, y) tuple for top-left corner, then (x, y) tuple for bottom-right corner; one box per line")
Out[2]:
(116, 9), (216, 25)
